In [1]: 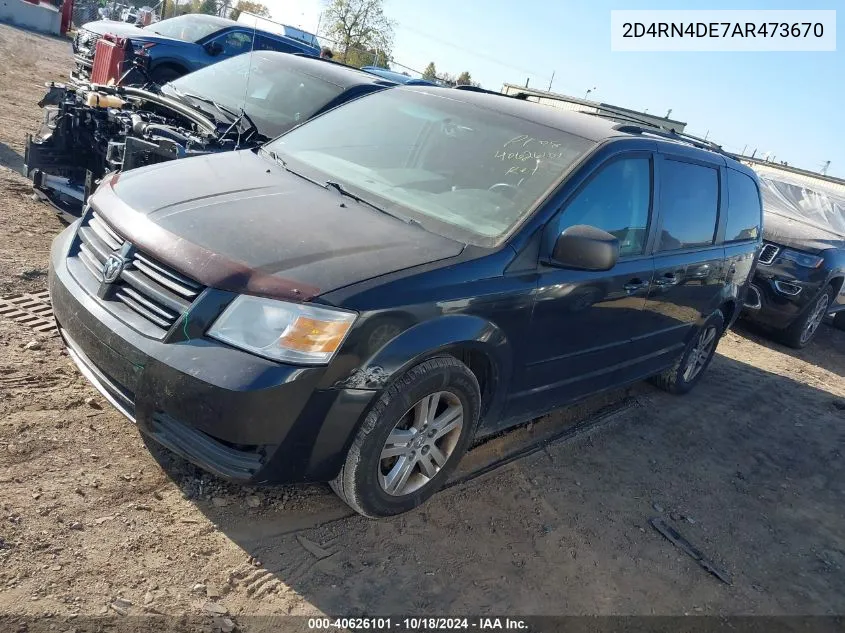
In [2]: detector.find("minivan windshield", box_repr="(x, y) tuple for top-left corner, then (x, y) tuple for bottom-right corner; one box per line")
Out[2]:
(266, 89), (596, 245)
(164, 52), (346, 138)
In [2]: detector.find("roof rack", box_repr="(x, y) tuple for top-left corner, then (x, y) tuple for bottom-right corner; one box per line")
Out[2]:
(582, 110), (728, 155)
(621, 124), (728, 155)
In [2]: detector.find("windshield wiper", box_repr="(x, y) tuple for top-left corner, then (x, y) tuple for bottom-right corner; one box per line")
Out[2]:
(221, 108), (260, 144)
(167, 87), (260, 143)
(169, 85), (258, 136)
(265, 149), (325, 188)
(166, 86), (238, 119)
(325, 180), (423, 227)
(263, 150), (422, 228)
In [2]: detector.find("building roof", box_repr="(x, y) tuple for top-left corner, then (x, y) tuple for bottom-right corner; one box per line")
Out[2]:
(742, 156), (845, 188)
(501, 83), (688, 130)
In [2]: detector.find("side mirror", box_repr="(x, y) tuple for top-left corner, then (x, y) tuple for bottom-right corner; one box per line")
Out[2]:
(205, 41), (224, 56)
(551, 225), (620, 271)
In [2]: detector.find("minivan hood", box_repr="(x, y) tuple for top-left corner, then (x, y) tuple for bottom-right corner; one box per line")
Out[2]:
(763, 210), (845, 254)
(92, 150), (465, 301)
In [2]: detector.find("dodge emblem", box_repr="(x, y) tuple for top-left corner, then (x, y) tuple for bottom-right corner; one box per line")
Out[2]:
(102, 254), (125, 284)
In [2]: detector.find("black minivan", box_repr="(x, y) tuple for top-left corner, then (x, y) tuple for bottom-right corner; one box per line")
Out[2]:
(48, 87), (763, 517)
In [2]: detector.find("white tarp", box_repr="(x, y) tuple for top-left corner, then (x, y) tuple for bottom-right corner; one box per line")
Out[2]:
(756, 172), (845, 238)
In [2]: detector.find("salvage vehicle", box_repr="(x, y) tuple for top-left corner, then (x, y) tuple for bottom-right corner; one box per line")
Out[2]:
(48, 87), (762, 517)
(72, 13), (317, 84)
(24, 51), (395, 218)
(742, 172), (845, 347)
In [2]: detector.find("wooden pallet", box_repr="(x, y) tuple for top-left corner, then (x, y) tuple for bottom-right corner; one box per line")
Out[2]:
(0, 290), (58, 335)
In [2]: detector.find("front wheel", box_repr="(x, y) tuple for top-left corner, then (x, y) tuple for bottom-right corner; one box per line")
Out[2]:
(780, 285), (834, 349)
(331, 357), (480, 517)
(150, 64), (184, 85)
(650, 310), (724, 395)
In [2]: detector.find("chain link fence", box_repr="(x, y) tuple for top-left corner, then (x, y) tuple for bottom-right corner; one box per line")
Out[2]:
(71, 0), (100, 30)
(71, 0), (164, 31)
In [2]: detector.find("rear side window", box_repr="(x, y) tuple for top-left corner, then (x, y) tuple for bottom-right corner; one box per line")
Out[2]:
(255, 35), (298, 53)
(558, 157), (651, 257)
(725, 170), (762, 242)
(657, 160), (719, 252)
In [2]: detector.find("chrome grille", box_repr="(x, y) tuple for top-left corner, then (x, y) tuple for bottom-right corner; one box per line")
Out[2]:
(75, 29), (101, 56)
(72, 211), (203, 336)
(758, 243), (779, 265)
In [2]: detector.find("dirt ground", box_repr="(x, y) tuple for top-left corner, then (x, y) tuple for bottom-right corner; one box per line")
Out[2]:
(1, 22), (844, 631)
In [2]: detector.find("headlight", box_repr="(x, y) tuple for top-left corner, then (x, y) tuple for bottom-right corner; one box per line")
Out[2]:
(778, 248), (823, 269)
(208, 296), (356, 365)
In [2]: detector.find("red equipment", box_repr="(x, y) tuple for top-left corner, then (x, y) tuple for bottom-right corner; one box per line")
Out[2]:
(90, 35), (132, 85)
(60, 0), (73, 35)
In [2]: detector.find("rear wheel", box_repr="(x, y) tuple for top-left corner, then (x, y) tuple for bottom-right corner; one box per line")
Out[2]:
(650, 311), (724, 395)
(331, 357), (479, 518)
(780, 285), (833, 349)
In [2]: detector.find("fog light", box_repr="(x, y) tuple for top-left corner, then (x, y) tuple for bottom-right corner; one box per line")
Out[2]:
(773, 280), (802, 296)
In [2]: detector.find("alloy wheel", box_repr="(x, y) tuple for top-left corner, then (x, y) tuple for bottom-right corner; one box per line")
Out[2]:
(378, 391), (464, 496)
(801, 293), (830, 344)
(683, 325), (717, 382)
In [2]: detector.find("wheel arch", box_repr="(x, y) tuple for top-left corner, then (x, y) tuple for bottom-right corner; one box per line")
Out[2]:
(828, 275), (844, 299)
(719, 298), (738, 332)
(334, 314), (512, 424)
(149, 59), (189, 76)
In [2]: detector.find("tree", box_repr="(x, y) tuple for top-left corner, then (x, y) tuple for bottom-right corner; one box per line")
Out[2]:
(456, 71), (472, 86)
(321, 0), (395, 64)
(195, 0), (218, 15)
(345, 46), (389, 68)
(230, 0), (270, 21)
(421, 62), (437, 81)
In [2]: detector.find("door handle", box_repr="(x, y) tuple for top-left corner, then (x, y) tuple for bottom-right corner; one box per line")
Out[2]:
(653, 273), (680, 287)
(623, 279), (650, 294)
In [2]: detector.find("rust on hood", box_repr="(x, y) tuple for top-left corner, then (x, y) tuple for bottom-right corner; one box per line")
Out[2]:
(92, 183), (321, 302)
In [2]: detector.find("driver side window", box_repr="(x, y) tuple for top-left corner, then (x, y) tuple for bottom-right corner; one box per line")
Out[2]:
(215, 31), (254, 56)
(558, 157), (652, 257)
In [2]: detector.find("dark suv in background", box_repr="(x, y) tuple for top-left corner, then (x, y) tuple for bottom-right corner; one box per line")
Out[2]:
(48, 87), (762, 517)
(742, 173), (845, 347)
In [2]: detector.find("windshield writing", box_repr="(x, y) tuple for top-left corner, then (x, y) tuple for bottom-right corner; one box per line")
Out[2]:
(267, 89), (595, 245)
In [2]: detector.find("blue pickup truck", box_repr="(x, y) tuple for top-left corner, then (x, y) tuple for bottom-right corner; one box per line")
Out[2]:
(72, 13), (318, 84)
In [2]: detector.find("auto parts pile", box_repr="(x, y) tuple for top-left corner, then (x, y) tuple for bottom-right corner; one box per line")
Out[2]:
(24, 81), (260, 219)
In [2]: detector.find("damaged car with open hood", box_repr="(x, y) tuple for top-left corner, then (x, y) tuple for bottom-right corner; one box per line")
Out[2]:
(24, 51), (395, 218)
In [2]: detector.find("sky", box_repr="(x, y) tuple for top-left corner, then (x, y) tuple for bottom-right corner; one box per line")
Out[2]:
(260, 0), (843, 178)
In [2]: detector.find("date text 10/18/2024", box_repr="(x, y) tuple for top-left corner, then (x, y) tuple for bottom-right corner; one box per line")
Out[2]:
(308, 617), (530, 631)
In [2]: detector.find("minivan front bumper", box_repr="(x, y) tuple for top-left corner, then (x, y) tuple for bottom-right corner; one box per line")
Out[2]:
(48, 223), (377, 484)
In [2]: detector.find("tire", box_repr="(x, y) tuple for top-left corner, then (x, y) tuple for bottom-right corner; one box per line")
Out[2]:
(331, 356), (480, 518)
(834, 311), (845, 332)
(780, 285), (834, 349)
(150, 65), (184, 85)
(650, 310), (724, 395)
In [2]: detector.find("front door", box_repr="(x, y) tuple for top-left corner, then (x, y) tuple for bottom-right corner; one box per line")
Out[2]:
(643, 156), (726, 373)
(506, 154), (656, 422)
